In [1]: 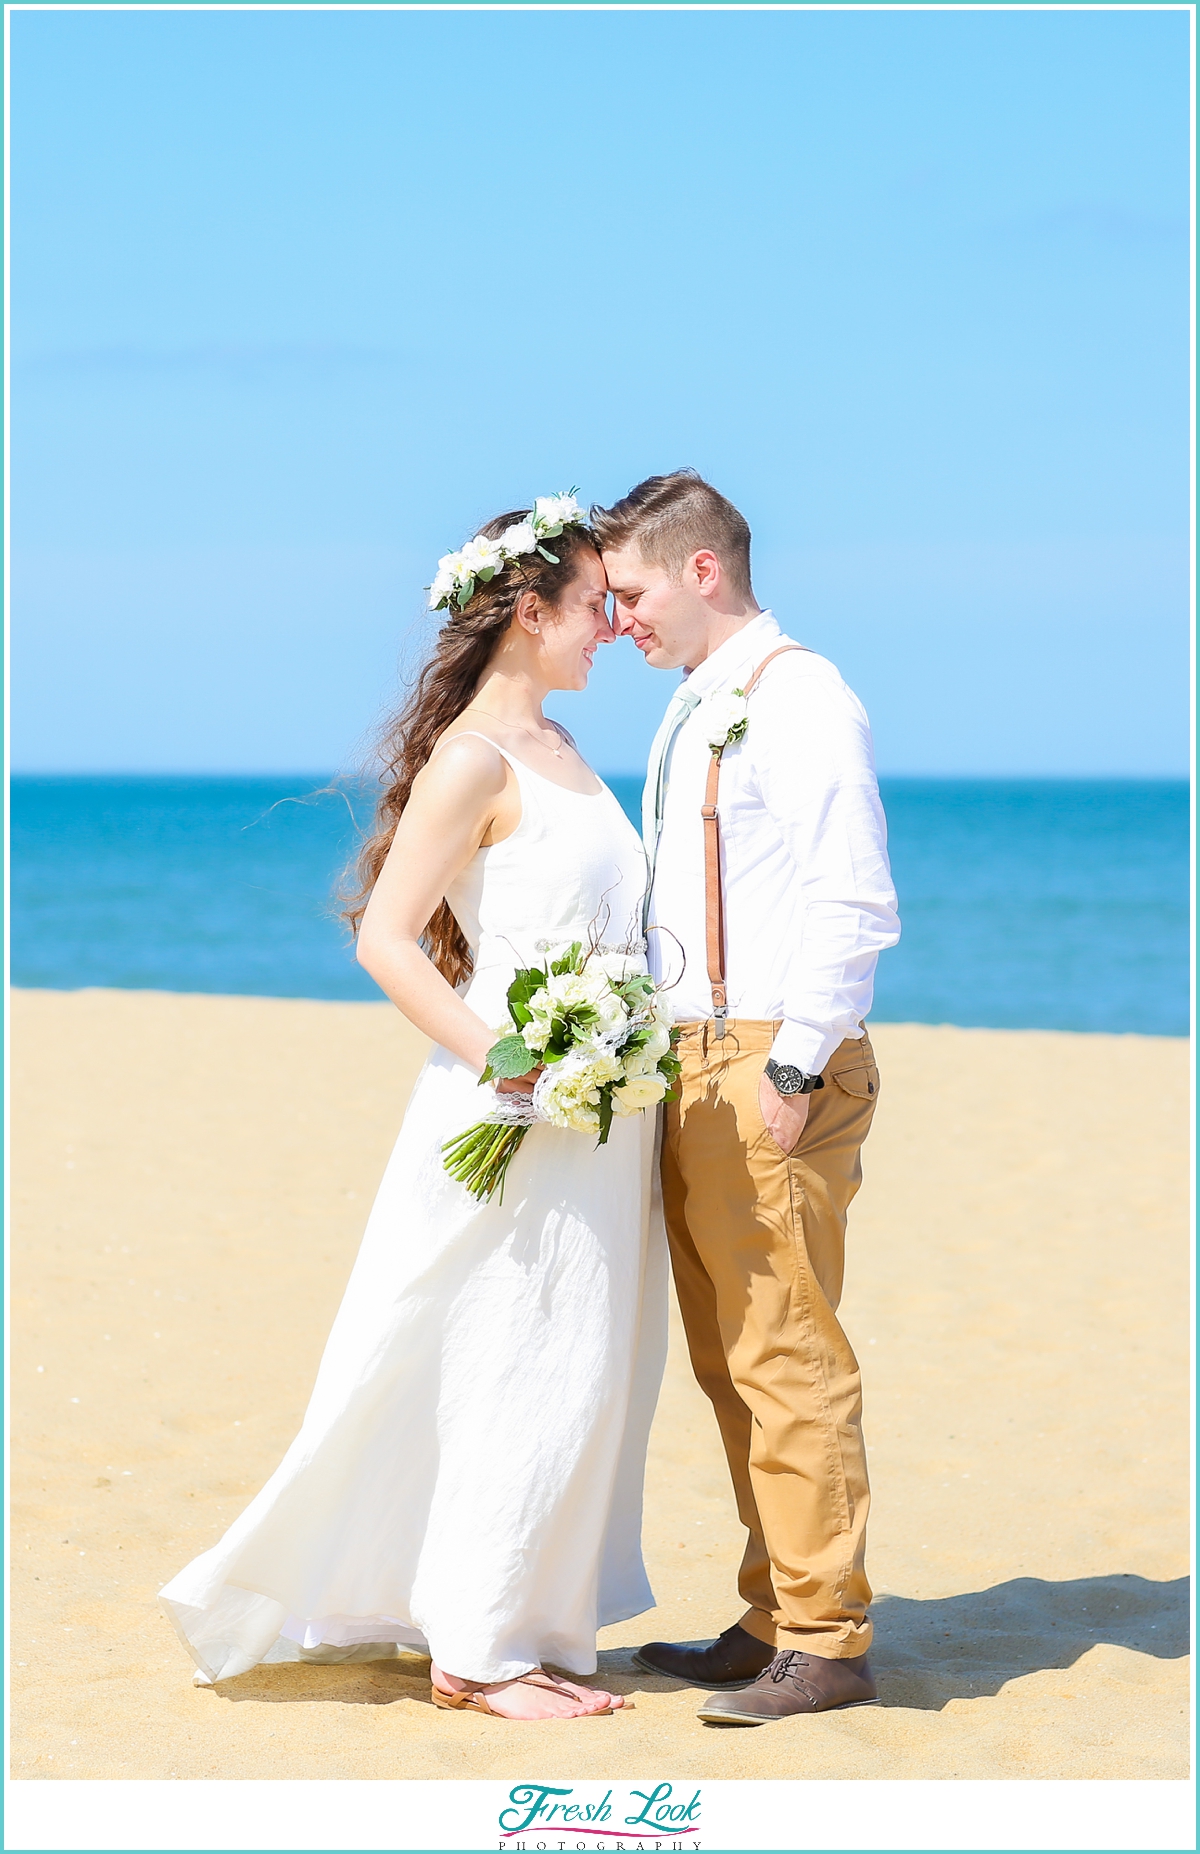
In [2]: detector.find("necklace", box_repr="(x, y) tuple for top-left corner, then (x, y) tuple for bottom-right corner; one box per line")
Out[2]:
(464, 706), (565, 759)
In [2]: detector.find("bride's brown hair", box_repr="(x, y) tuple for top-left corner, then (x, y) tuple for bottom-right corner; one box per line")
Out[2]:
(343, 508), (600, 987)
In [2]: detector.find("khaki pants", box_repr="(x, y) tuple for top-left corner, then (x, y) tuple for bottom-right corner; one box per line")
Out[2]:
(661, 1019), (880, 1660)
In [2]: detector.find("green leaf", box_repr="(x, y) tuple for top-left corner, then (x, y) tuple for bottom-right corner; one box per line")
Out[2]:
(536, 546), (560, 564)
(595, 1088), (615, 1147)
(456, 577), (476, 609)
(507, 967), (547, 1022)
(550, 942), (582, 976)
(485, 1033), (538, 1079)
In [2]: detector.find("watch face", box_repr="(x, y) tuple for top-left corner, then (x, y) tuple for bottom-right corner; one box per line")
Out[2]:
(772, 1065), (807, 1095)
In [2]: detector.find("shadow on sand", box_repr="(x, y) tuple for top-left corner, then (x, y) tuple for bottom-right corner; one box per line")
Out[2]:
(601, 1572), (1190, 1713)
(207, 1571), (1188, 1711)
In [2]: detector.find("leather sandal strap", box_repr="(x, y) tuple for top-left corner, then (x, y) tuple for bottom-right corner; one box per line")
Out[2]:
(518, 1670), (574, 1694)
(433, 1683), (497, 1714)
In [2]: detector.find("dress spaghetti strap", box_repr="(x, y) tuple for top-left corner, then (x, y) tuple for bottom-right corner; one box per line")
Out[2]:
(429, 729), (523, 771)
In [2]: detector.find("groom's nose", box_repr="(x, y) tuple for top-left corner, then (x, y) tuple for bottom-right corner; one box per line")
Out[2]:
(610, 600), (634, 636)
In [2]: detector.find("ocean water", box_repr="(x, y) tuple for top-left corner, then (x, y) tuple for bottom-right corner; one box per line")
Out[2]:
(9, 775), (1190, 1037)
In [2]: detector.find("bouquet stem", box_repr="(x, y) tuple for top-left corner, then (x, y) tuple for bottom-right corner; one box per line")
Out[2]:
(442, 1120), (530, 1204)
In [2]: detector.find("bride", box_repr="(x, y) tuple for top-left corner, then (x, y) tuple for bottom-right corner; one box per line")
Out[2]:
(159, 496), (667, 1722)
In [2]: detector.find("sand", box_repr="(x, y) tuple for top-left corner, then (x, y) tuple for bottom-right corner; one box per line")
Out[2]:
(9, 989), (1190, 1782)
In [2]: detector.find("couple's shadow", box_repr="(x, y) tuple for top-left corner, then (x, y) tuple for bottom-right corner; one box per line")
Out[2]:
(208, 1572), (1188, 1711)
(600, 1572), (1189, 1713)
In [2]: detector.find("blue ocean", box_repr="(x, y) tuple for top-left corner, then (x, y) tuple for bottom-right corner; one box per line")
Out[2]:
(10, 776), (1190, 1037)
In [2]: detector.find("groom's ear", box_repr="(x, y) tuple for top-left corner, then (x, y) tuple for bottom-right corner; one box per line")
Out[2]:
(687, 550), (723, 599)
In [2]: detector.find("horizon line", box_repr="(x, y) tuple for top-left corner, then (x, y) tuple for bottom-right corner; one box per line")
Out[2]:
(8, 767), (1193, 783)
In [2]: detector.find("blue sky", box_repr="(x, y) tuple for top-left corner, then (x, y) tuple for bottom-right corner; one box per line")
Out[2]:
(11, 5), (1191, 776)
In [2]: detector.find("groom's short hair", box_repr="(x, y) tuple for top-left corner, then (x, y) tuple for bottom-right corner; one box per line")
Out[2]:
(591, 470), (753, 599)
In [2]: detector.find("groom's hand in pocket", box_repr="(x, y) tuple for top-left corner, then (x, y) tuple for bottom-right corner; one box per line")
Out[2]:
(759, 1072), (810, 1156)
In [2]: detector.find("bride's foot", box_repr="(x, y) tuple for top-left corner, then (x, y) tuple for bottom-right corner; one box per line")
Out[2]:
(431, 1662), (626, 1720)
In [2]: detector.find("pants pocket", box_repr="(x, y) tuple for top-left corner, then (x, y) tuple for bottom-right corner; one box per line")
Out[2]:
(828, 1048), (880, 1100)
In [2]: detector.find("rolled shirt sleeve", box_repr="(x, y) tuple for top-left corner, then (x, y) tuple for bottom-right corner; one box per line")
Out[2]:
(750, 658), (901, 1076)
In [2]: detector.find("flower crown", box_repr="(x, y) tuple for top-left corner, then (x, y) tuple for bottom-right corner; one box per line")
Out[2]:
(427, 490), (588, 613)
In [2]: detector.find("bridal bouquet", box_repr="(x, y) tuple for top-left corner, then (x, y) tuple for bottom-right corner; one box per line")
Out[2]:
(443, 942), (680, 1204)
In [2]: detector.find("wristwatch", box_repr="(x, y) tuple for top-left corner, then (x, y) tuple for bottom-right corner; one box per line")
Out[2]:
(765, 1058), (825, 1096)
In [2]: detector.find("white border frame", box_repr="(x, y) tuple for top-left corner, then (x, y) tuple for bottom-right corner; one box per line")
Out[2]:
(3, 5), (1195, 1851)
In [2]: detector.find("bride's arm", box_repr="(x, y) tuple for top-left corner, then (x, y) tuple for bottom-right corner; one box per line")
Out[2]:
(355, 736), (514, 1074)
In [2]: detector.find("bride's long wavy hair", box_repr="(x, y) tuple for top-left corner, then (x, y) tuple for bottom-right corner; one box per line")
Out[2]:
(343, 508), (600, 987)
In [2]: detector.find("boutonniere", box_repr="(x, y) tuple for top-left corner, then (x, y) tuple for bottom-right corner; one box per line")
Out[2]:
(704, 688), (750, 755)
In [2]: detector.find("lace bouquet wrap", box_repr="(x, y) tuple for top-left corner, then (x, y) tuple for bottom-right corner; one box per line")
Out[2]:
(443, 940), (680, 1203)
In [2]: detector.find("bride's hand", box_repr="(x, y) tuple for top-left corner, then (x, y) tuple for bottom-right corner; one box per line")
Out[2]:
(495, 1066), (544, 1098)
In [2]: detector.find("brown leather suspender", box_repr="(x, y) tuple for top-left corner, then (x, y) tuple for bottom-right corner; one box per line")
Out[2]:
(702, 645), (805, 1038)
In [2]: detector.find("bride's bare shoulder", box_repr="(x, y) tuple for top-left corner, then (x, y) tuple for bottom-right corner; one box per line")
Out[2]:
(417, 729), (510, 800)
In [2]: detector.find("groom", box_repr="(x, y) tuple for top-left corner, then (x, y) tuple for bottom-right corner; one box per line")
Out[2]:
(592, 472), (900, 1726)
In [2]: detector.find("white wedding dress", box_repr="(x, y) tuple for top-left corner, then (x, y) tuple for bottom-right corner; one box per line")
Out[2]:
(160, 745), (667, 1685)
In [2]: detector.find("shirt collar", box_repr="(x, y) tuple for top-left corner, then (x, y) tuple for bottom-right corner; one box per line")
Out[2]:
(680, 610), (782, 697)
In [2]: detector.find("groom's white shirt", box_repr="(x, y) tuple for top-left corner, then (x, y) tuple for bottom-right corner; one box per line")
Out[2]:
(645, 610), (901, 1076)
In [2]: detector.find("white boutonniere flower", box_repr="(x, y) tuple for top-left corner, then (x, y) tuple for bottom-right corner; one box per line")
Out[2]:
(705, 688), (750, 754)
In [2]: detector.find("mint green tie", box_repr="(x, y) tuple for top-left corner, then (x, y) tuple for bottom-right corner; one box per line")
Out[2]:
(642, 686), (701, 931)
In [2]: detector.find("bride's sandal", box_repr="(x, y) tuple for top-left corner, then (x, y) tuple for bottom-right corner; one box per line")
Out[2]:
(430, 1669), (627, 1720)
(520, 1669), (626, 1715)
(430, 1683), (498, 1716)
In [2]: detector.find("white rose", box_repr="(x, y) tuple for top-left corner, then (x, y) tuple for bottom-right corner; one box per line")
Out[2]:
(499, 520), (537, 557)
(612, 1069), (668, 1114)
(584, 976), (628, 1034)
(640, 1020), (672, 1060)
(704, 690), (749, 750)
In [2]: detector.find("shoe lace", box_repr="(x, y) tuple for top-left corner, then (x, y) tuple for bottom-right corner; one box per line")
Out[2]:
(768, 1650), (807, 1684)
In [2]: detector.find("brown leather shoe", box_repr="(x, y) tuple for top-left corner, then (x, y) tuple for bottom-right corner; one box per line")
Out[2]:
(697, 1648), (879, 1724)
(633, 1623), (777, 1687)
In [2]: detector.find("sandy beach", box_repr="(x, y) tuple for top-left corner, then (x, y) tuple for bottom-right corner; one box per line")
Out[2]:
(9, 988), (1190, 1781)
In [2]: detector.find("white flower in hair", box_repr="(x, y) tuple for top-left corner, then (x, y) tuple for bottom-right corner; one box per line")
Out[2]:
(426, 488), (587, 612)
(428, 551), (465, 609)
(499, 520), (537, 557)
(460, 535), (506, 578)
(533, 492), (585, 533)
(705, 688), (750, 753)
